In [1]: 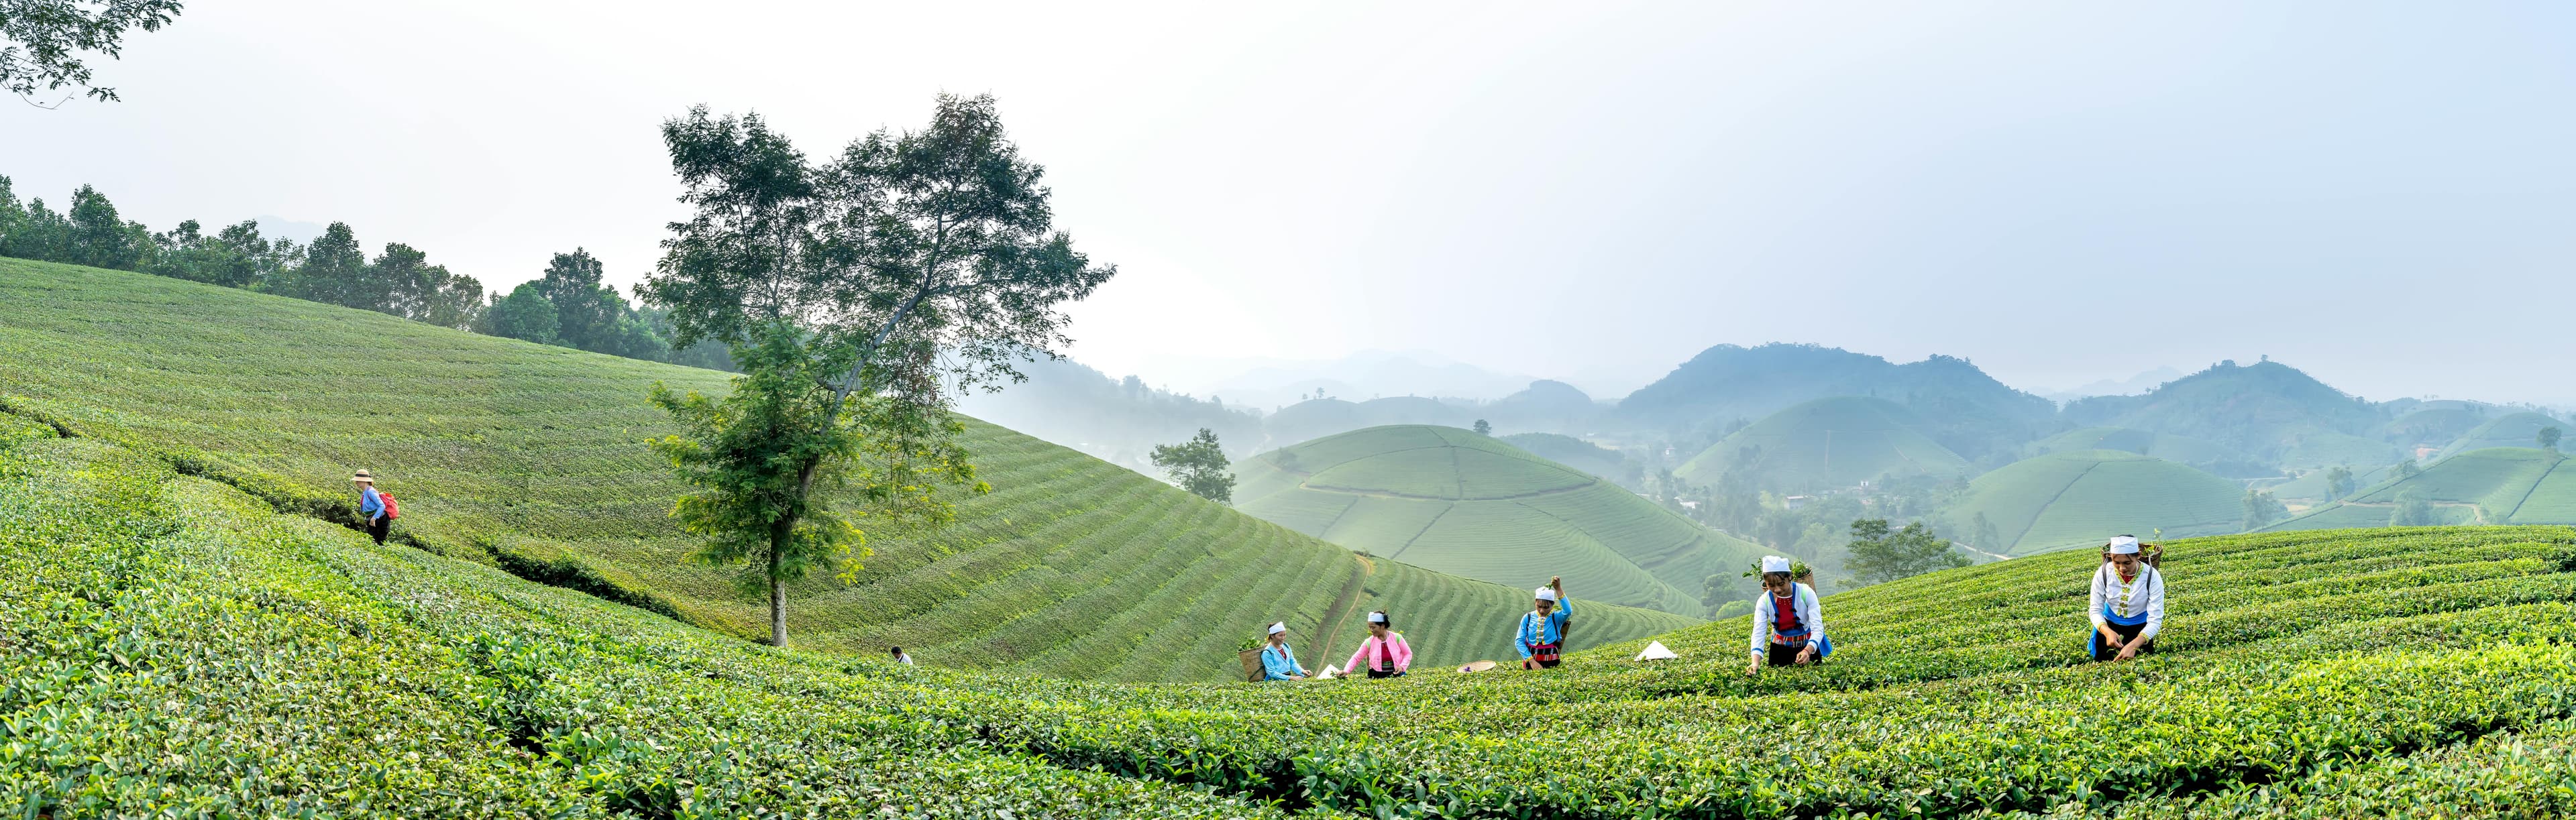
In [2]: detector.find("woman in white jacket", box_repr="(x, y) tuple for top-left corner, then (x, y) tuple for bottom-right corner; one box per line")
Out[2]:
(1746, 555), (1828, 676)
(2089, 536), (2165, 662)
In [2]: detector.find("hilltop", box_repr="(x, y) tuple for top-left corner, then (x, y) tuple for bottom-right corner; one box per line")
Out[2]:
(2027, 426), (2249, 471)
(1616, 343), (2056, 461)
(1233, 424), (1766, 616)
(11, 427), (2575, 815)
(1672, 396), (1970, 491)
(1941, 449), (2244, 555)
(2062, 359), (2396, 468)
(0, 259), (1693, 681)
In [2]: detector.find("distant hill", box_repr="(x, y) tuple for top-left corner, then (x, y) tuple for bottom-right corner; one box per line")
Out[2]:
(1234, 425), (1768, 617)
(2272, 447), (2575, 529)
(1499, 432), (1642, 489)
(2037, 366), (2184, 403)
(2061, 359), (2394, 469)
(953, 354), (1263, 471)
(1480, 379), (1605, 434)
(2434, 412), (2572, 462)
(2381, 405), (2491, 453)
(1616, 343), (2056, 461)
(1939, 450), (2243, 555)
(1672, 397), (1970, 491)
(1260, 396), (1472, 449)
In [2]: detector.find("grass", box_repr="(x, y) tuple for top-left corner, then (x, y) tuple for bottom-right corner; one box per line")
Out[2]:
(1235, 424), (1766, 617)
(9, 427), (2575, 816)
(2275, 447), (2576, 530)
(0, 259), (1690, 682)
(1498, 432), (1639, 488)
(1941, 450), (2244, 555)
(1674, 396), (1970, 489)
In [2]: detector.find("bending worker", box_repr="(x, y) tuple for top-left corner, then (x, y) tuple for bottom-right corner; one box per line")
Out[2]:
(1517, 576), (1570, 670)
(2089, 535), (2165, 662)
(1260, 622), (1309, 681)
(1746, 555), (1827, 675)
(1342, 610), (1412, 678)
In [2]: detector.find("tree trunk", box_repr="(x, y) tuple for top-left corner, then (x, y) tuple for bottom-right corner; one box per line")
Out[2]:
(768, 533), (789, 648)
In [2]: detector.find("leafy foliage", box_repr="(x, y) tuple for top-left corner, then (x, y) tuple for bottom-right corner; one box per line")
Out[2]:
(1149, 426), (1234, 504)
(1841, 518), (1968, 586)
(0, 0), (183, 105)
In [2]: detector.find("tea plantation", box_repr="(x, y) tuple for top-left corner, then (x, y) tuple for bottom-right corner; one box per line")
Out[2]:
(7, 419), (2575, 817)
(2275, 447), (2576, 530)
(1234, 424), (1770, 616)
(1939, 450), (2243, 555)
(0, 259), (1693, 682)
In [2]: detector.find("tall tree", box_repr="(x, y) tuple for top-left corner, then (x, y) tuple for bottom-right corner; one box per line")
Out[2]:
(1970, 511), (2003, 554)
(483, 282), (561, 345)
(1472, 418), (1492, 435)
(1841, 518), (1969, 587)
(2390, 488), (2434, 526)
(2325, 465), (2355, 501)
(270, 222), (373, 308)
(65, 184), (142, 269)
(0, 0), (184, 105)
(2540, 426), (2562, 453)
(2241, 489), (2286, 530)
(642, 95), (1114, 648)
(535, 248), (619, 351)
(0, 175), (25, 255)
(1150, 427), (1235, 504)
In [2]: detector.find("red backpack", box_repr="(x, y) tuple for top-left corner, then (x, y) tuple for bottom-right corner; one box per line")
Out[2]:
(376, 489), (400, 520)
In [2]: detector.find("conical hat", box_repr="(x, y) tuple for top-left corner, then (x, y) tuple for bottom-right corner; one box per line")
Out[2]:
(1456, 660), (1499, 673)
(1634, 640), (1679, 661)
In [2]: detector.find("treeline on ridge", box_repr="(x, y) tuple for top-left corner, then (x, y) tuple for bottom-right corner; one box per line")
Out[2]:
(0, 174), (729, 371)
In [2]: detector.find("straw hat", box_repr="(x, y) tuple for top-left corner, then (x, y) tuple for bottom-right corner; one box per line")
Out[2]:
(352, 469), (375, 484)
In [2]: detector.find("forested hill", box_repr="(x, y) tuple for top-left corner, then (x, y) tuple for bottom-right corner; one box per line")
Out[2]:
(2062, 359), (2394, 467)
(1615, 343), (2057, 461)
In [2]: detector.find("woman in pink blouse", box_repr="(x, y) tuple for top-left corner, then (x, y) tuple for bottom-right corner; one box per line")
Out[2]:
(1343, 611), (1412, 678)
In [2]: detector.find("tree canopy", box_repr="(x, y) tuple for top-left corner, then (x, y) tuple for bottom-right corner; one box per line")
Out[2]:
(1841, 518), (1968, 587)
(1, 0), (186, 105)
(1150, 428), (1235, 504)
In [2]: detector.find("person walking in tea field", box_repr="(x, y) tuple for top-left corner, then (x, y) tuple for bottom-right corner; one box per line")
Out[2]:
(1517, 577), (1570, 670)
(1343, 611), (1413, 679)
(2089, 535), (2164, 662)
(1746, 555), (1828, 675)
(1260, 622), (1310, 681)
(352, 469), (394, 546)
(890, 646), (915, 666)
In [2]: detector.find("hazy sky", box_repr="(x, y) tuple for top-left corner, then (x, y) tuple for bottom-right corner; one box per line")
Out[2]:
(9, 2), (2574, 403)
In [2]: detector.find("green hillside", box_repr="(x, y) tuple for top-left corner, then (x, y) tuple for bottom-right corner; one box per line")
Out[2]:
(2061, 359), (2396, 467)
(2436, 412), (2572, 462)
(1235, 424), (1766, 616)
(2029, 426), (2242, 466)
(1943, 450), (2245, 554)
(12, 428), (2576, 815)
(1499, 431), (1641, 489)
(0, 259), (1692, 681)
(2382, 404), (2489, 451)
(2276, 447), (2576, 530)
(1673, 396), (1970, 490)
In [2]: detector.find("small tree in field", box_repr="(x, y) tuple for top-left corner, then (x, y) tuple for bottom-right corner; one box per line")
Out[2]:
(2325, 465), (2355, 501)
(643, 95), (1115, 647)
(2540, 426), (2562, 453)
(1472, 419), (1492, 435)
(2242, 489), (2286, 530)
(1842, 518), (1969, 587)
(1150, 428), (1235, 504)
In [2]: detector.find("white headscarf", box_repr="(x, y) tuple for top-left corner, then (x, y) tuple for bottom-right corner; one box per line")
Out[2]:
(1533, 587), (1558, 602)
(1367, 611), (1387, 624)
(1761, 555), (1792, 574)
(1267, 622), (1287, 635)
(2108, 536), (2141, 554)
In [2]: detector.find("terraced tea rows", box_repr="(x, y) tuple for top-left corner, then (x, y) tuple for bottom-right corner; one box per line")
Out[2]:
(1941, 450), (2243, 554)
(7, 426), (2572, 817)
(1234, 424), (1768, 616)
(2275, 447), (2576, 531)
(0, 259), (1691, 681)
